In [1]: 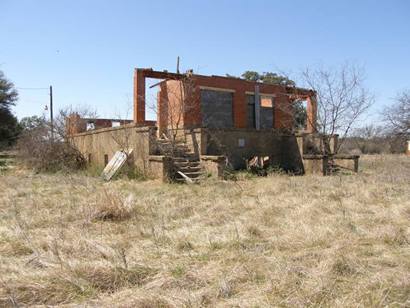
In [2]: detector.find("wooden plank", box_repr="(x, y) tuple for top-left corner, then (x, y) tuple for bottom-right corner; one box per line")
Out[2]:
(177, 171), (194, 184)
(101, 149), (133, 181)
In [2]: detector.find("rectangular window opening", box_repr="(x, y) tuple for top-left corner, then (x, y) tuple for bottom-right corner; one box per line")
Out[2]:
(293, 100), (308, 131)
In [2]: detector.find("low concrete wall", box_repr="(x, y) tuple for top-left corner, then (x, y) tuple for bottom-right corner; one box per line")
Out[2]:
(334, 155), (359, 172)
(302, 155), (328, 175)
(296, 133), (339, 155)
(200, 155), (226, 178)
(148, 155), (174, 181)
(70, 124), (356, 179)
(302, 154), (359, 175)
(200, 128), (304, 172)
(69, 124), (159, 176)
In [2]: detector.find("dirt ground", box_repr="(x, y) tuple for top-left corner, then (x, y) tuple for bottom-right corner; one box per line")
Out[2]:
(0, 155), (409, 307)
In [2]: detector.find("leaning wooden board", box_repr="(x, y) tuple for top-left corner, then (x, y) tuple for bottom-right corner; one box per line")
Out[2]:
(101, 149), (133, 181)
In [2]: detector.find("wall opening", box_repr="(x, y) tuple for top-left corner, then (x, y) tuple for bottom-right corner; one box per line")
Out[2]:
(293, 100), (307, 131)
(247, 94), (255, 128)
(104, 154), (109, 166)
(260, 96), (274, 129)
(86, 121), (95, 131)
(145, 78), (165, 122)
(247, 94), (274, 129)
(200, 89), (233, 128)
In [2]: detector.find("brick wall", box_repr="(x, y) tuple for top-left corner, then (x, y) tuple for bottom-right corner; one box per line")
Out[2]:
(133, 69), (317, 133)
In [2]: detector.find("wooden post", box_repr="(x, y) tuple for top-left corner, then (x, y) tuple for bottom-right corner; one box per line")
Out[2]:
(49, 85), (54, 139)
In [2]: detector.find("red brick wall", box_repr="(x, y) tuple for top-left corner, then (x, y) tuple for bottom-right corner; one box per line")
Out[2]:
(306, 95), (317, 133)
(188, 75), (304, 130)
(134, 69), (146, 123)
(274, 94), (293, 129)
(133, 69), (316, 132)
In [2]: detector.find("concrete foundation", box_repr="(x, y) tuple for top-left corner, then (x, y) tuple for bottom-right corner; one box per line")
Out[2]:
(69, 124), (359, 180)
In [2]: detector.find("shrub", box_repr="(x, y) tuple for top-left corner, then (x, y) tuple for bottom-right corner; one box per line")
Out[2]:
(92, 190), (134, 222)
(16, 126), (86, 172)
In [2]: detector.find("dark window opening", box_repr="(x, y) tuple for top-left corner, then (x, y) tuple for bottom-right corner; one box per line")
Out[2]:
(247, 94), (255, 128)
(200, 89), (233, 128)
(260, 96), (274, 129)
(104, 154), (109, 166)
(247, 94), (274, 129)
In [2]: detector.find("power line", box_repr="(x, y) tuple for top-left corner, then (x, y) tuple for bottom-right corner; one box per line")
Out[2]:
(16, 87), (49, 90)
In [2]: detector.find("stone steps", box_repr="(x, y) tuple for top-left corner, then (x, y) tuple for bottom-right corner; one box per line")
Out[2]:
(156, 138), (205, 183)
(177, 165), (202, 172)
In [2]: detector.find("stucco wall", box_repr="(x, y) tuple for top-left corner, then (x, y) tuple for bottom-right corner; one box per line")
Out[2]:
(69, 124), (157, 175)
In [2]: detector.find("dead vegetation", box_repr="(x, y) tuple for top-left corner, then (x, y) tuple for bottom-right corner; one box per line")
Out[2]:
(16, 120), (86, 173)
(0, 155), (409, 307)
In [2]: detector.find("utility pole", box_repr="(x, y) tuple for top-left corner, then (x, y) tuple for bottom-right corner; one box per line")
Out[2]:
(176, 56), (180, 74)
(49, 85), (54, 139)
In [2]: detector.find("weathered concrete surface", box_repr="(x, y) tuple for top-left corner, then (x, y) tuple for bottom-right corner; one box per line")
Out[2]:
(69, 123), (355, 180)
(69, 124), (158, 176)
(302, 155), (328, 175)
(302, 154), (359, 175)
(199, 128), (304, 172)
(200, 155), (226, 178)
(148, 155), (174, 181)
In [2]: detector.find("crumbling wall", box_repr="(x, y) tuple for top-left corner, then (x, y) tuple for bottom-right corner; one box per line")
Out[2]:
(69, 124), (157, 175)
(202, 128), (304, 171)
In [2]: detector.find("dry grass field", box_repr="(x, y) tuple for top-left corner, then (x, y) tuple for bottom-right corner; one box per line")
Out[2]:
(0, 155), (409, 307)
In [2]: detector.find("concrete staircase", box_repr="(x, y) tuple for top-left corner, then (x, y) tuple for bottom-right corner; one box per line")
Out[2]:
(156, 139), (205, 183)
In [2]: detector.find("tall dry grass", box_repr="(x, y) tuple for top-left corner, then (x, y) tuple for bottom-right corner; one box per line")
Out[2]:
(0, 155), (409, 307)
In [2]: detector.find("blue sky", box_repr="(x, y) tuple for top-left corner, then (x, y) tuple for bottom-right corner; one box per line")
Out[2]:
(1, 0), (409, 122)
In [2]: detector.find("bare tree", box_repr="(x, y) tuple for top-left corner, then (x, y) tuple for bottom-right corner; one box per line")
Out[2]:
(17, 106), (96, 172)
(383, 90), (410, 136)
(349, 124), (386, 154)
(381, 90), (410, 153)
(301, 63), (374, 154)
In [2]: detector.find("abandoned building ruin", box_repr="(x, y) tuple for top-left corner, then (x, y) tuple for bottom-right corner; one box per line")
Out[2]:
(66, 68), (359, 181)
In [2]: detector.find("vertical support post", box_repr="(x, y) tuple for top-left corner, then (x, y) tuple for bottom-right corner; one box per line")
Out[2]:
(134, 69), (146, 123)
(158, 83), (169, 136)
(306, 94), (317, 133)
(255, 85), (260, 130)
(354, 156), (359, 172)
(232, 90), (246, 128)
